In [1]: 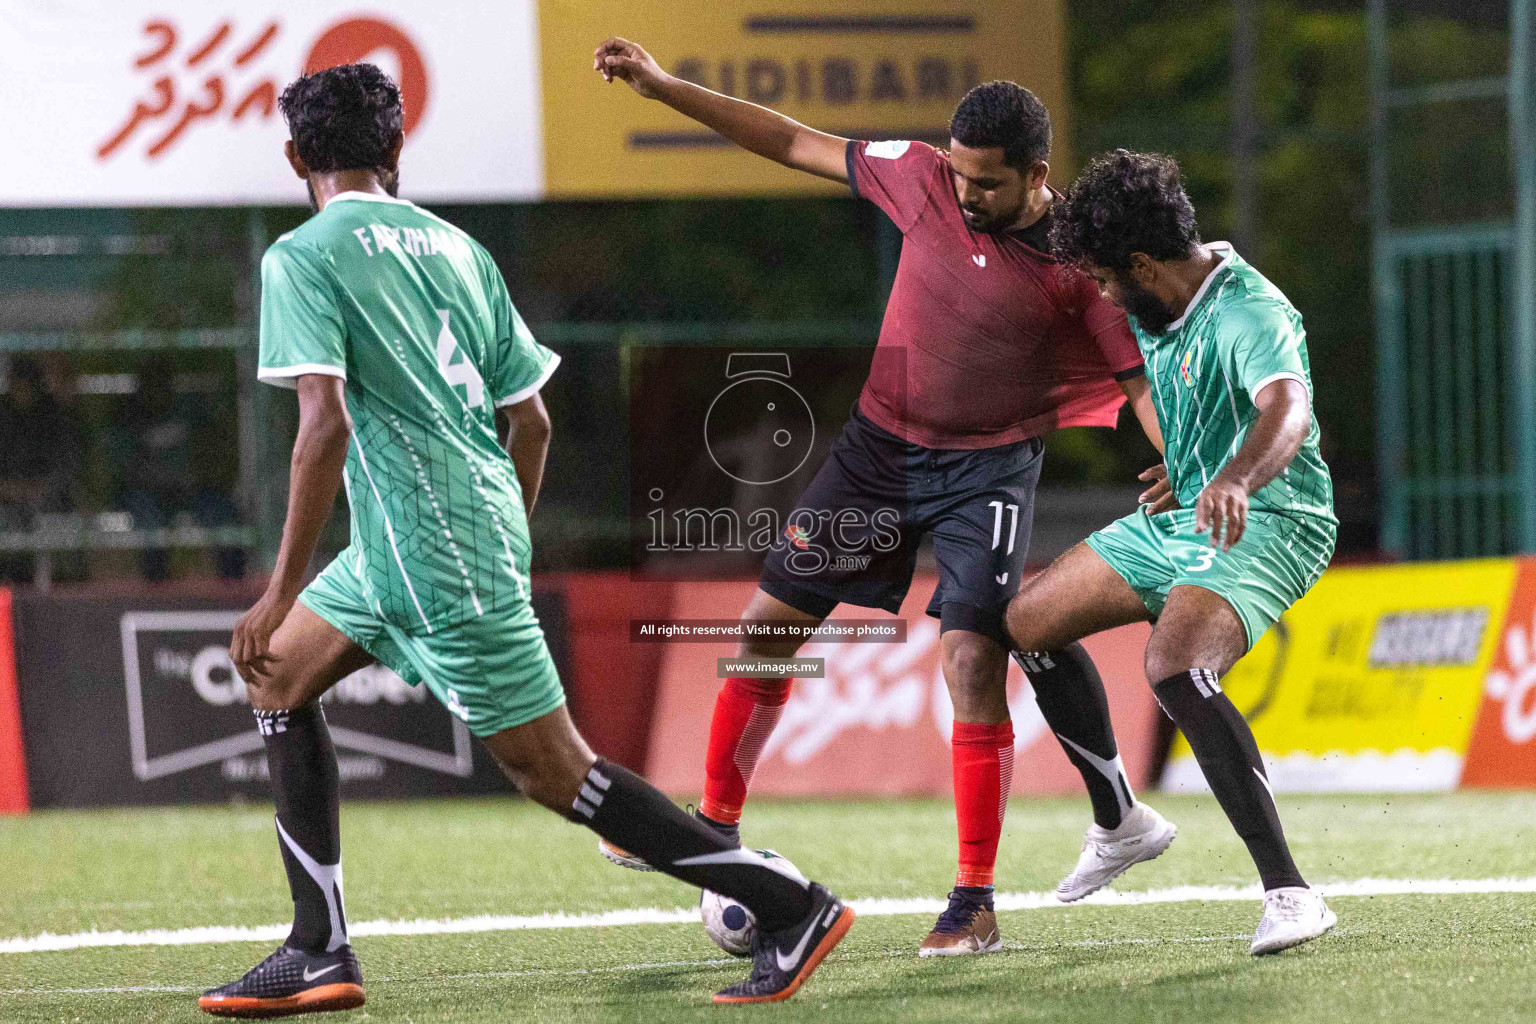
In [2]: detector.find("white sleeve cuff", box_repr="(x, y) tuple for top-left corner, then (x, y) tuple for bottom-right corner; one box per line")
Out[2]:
(257, 363), (347, 389)
(1249, 371), (1308, 400)
(494, 353), (561, 408)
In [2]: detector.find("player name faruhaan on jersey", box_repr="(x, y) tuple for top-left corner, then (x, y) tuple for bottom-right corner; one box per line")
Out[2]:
(258, 191), (559, 634)
(348, 222), (475, 260)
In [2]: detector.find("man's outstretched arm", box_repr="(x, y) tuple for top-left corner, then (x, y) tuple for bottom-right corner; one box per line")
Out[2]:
(231, 373), (351, 679)
(594, 37), (850, 181)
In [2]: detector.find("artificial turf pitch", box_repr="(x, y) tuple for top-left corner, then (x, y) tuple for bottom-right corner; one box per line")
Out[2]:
(4, 791), (1535, 1022)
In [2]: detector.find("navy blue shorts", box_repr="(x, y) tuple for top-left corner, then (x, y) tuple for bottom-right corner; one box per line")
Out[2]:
(760, 409), (1043, 642)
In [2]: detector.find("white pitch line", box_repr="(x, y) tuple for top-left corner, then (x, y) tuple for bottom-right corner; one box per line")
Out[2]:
(4, 877), (1534, 955)
(0, 937), (1266, 996)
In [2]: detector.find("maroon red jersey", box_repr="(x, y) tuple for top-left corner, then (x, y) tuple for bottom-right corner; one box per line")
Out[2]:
(847, 139), (1144, 449)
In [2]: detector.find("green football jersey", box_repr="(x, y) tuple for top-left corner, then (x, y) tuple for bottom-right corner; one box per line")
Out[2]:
(258, 191), (559, 634)
(1131, 243), (1336, 526)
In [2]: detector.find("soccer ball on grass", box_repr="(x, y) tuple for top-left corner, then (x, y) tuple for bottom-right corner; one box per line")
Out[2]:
(698, 849), (806, 956)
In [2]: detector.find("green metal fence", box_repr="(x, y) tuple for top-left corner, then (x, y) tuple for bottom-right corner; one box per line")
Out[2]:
(1372, 0), (1536, 558)
(1377, 226), (1518, 556)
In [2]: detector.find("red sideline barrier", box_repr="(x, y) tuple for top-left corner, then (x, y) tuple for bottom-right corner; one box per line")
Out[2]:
(0, 589), (29, 814)
(642, 575), (1161, 798)
(553, 572), (675, 772)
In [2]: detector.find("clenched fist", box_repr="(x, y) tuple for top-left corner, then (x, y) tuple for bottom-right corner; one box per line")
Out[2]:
(593, 37), (669, 99)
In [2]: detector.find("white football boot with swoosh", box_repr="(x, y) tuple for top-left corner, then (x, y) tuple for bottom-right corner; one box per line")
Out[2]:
(1055, 801), (1178, 902)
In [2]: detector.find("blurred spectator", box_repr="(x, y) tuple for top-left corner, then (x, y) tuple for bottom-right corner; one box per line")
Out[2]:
(0, 355), (85, 584)
(117, 354), (245, 581)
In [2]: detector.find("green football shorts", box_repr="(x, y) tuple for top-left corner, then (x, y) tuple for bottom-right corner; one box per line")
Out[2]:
(1085, 507), (1336, 649)
(298, 551), (565, 737)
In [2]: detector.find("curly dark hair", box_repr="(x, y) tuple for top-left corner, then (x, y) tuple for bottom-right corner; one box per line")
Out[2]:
(279, 63), (403, 174)
(949, 81), (1051, 170)
(1051, 150), (1200, 269)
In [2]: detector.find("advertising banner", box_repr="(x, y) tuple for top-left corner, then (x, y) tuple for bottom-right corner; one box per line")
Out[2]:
(1461, 558), (1536, 787)
(0, 2), (544, 205)
(644, 575), (1162, 797)
(1162, 559), (1517, 794)
(0, 0), (1062, 205)
(538, 0), (1066, 198)
(0, 590), (27, 814)
(14, 589), (568, 808)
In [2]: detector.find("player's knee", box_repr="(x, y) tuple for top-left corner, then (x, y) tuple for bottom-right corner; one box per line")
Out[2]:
(503, 747), (591, 813)
(736, 616), (807, 659)
(1142, 639), (1187, 685)
(738, 633), (792, 660)
(738, 588), (820, 658)
(245, 673), (309, 712)
(942, 638), (995, 694)
(522, 769), (585, 814)
(484, 716), (597, 813)
(1003, 593), (1044, 653)
(941, 632), (1009, 722)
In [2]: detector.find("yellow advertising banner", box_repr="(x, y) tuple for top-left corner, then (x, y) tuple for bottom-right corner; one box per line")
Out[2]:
(537, 0), (1066, 197)
(1163, 559), (1518, 793)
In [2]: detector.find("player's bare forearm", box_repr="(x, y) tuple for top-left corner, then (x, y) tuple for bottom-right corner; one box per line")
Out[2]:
(1122, 375), (1177, 514)
(1119, 374), (1164, 455)
(655, 77), (848, 180)
(1196, 378), (1311, 549)
(270, 375), (351, 600)
(1217, 378), (1311, 496)
(594, 37), (849, 181)
(232, 374), (348, 681)
(500, 393), (551, 516)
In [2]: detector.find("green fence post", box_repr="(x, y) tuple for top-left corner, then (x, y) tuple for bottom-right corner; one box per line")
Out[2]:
(1513, 0), (1536, 552)
(1369, 0), (1408, 556)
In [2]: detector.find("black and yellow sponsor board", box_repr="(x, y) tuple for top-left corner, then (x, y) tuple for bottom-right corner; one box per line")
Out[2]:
(1163, 559), (1517, 793)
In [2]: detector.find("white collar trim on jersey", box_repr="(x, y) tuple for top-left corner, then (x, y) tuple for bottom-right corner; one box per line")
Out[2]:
(327, 190), (413, 206)
(1164, 241), (1236, 333)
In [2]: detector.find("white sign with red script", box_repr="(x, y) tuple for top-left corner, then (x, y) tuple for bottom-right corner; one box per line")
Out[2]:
(0, 2), (543, 205)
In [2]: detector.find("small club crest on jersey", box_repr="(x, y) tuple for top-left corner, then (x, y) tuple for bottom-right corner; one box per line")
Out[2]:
(1179, 348), (1197, 388)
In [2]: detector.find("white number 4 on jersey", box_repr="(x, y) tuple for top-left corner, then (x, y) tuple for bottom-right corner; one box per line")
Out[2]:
(435, 309), (485, 409)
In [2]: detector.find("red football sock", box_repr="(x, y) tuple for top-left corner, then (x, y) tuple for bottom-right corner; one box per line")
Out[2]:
(952, 719), (1015, 888)
(699, 677), (792, 825)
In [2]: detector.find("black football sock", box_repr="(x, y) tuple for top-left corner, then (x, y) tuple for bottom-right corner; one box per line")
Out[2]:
(573, 759), (813, 932)
(255, 705), (349, 954)
(1017, 644), (1134, 830)
(1152, 671), (1306, 891)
